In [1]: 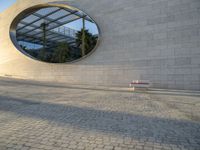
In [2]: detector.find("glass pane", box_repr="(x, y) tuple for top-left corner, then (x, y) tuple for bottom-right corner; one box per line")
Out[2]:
(15, 5), (100, 63)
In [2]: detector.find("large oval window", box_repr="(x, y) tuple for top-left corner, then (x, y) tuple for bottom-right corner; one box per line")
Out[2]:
(10, 3), (100, 63)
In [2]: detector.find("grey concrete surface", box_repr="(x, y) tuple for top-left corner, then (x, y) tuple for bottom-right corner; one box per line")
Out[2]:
(0, 78), (200, 150)
(0, 0), (200, 90)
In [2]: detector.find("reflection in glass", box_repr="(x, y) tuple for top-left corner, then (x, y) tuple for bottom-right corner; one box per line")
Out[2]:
(16, 6), (99, 63)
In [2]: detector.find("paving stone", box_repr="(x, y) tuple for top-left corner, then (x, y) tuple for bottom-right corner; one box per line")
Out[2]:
(0, 79), (199, 150)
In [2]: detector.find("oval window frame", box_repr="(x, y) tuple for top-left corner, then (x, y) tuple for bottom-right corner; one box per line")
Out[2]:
(9, 2), (101, 64)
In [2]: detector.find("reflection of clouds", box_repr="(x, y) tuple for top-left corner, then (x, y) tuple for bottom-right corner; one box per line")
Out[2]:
(64, 19), (99, 35)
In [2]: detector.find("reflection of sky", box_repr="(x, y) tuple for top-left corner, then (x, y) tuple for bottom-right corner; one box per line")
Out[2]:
(0, 0), (98, 35)
(7, 1), (99, 49)
(0, 0), (16, 13)
(19, 41), (42, 50)
(19, 17), (99, 50)
(64, 19), (99, 35)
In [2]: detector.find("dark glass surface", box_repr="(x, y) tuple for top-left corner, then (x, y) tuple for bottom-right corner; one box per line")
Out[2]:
(15, 6), (99, 63)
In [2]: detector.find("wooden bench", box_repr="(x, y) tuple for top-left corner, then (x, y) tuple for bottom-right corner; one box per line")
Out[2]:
(129, 80), (150, 91)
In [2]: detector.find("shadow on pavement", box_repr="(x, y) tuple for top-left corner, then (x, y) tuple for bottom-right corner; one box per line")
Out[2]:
(0, 95), (200, 148)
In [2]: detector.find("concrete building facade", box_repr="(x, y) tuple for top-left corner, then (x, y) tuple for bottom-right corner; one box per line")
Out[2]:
(0, 0), (200, 90)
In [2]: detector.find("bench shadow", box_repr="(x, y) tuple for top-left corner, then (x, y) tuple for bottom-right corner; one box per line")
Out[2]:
(1, 77), (200, 96)
(0, 95), (200, 148)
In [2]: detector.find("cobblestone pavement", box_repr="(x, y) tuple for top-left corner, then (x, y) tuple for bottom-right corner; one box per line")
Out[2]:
(0, 78), (200, 150)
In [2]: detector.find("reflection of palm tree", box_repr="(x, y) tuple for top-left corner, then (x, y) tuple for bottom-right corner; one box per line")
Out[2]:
(39, 22), (48, 60)
(51, 42), (70, 63)
(19, 44), (27, 51)
(76, 29), (97, 56)
(41, 22), (48, 49)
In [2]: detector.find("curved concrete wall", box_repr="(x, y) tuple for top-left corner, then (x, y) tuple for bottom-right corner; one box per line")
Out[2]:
(0, 0), (200, 90)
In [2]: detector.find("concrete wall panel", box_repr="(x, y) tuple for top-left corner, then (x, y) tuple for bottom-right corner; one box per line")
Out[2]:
(0, 0), (200, 90)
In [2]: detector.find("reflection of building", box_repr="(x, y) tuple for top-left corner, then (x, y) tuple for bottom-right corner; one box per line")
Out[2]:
(18, 25), (78, 50)
(14, 5), (98, 63)
(0, 0), (200, 90)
